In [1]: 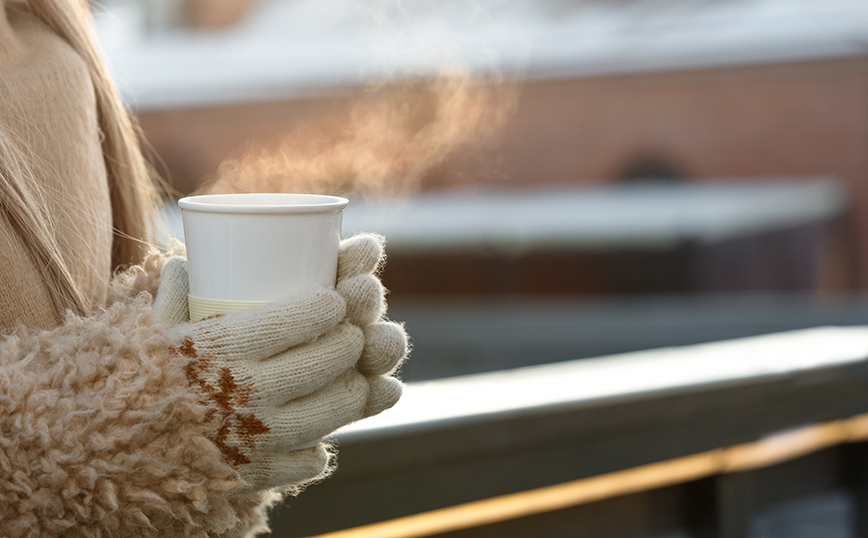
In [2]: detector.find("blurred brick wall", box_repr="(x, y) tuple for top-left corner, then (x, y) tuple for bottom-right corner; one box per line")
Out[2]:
(185, 0), (258, 29)
(138, 56), (868, 288)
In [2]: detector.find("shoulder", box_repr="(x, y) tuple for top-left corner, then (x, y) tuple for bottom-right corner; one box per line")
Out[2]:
(0, 4), (95, 124)
(0, 2), (113, 323)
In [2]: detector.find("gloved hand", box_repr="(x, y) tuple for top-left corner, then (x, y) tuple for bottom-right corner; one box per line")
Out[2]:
(150, 234), (408, 493)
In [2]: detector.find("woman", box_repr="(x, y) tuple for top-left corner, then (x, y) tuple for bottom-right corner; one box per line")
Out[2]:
(0, 1), (408, 536)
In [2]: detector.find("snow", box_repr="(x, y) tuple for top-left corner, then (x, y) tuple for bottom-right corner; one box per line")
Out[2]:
(94, 0), (868, 110)
(160, 178), (847, 253)
(339, 325), (868, 436)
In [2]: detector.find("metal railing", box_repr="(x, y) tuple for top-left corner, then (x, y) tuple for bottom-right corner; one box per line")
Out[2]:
(265, 326), (868, 537)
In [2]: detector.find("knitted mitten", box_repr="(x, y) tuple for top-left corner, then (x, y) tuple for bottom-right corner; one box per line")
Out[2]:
(0, 234), (407, 536)
(151, 233), (408, 493)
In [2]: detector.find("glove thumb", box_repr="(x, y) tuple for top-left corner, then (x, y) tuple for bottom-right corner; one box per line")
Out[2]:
(152, 256), (190, 326)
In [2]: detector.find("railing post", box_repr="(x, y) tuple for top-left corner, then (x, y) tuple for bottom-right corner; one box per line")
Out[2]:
(715, 472), (753, 538)
(686, 473), (753, 538)
(846, 441), (868, 538)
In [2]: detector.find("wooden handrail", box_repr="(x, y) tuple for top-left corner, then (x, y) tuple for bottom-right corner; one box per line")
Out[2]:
(307, 413), (868, 538)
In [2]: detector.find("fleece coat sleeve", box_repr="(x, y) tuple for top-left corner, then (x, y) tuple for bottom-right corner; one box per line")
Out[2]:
(0, 294), (279, 538)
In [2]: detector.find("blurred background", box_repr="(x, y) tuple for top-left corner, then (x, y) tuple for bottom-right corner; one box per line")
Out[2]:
(92, 0), (868, 536)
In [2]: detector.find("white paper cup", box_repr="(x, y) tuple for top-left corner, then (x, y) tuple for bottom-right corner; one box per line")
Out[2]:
(178, 193), (349, 321)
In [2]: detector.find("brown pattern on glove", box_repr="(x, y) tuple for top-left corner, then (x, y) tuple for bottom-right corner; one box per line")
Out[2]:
(172, 338), (270, 467)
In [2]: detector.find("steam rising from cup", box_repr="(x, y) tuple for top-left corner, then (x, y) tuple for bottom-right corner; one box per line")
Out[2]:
(198, 72), (518, 196)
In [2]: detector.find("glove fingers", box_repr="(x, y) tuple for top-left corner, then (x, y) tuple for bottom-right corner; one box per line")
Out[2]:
(186, 288), (346, 362)
(151, 257), (190, 326)
(251, 323), (364, 407)
(358, 321), (409, 376)
(337, 274), (385, 327)
(263, 371), (369, 452)
(364, 375), (403, 418)
(338, 234), (384, 281)
(236, 445), (331, 494)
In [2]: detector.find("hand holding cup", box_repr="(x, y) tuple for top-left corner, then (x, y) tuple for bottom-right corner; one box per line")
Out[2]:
(152, 233), (408, 493)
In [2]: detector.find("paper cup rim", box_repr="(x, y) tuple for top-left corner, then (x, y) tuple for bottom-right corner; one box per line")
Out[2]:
(178, 193), (349, 214)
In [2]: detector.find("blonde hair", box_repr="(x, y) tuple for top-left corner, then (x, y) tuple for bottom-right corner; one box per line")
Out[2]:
(1, 0), (159, 315)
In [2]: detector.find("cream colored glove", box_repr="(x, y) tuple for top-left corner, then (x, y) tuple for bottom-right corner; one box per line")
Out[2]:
(151, 234), (408, 493)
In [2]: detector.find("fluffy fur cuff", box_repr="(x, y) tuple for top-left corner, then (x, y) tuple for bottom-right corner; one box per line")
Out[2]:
(0, 294), (271, 537)
(107, 246), (184, 306)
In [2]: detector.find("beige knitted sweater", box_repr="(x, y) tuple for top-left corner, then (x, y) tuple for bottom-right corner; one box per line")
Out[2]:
(0, 0), (112, 331)
(0, 4), (284, 536)
(0, 4), (405, 537)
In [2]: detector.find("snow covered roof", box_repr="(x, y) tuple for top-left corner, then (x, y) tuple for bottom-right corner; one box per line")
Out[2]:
(95, 0), (868, 110)
(339, 178), (847, 253)
(160, 178), (847, 253)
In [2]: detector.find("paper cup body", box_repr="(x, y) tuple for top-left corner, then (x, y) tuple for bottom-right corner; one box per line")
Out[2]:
(178, 193), (348, 321)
